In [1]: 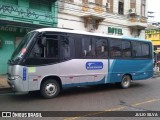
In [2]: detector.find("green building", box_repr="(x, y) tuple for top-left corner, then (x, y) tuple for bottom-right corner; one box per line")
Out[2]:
(0, 0), (58, 74)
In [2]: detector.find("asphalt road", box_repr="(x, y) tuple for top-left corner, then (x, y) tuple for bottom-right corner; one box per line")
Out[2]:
(0, 77), (160, 120)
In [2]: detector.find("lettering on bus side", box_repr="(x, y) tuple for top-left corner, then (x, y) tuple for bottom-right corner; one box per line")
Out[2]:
(86, 62), (103, 70)
(23, 67), (27, 81)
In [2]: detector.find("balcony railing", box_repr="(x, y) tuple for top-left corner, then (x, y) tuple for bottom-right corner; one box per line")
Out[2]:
(59, 0), (106, 17)
(128, 15), (147, 29)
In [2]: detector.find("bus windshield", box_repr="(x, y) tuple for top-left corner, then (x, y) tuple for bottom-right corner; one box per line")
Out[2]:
(10, 31), (37, 63)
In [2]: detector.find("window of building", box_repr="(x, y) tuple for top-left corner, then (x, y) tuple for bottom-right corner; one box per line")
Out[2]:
(122, 41), (131, 57)
(106, 0), (113, 13)
(141, 0), (146, 16)
(82, 0), (88, 4)
(65, 0), (74, 3)
(130, 0), (136, 8)
(148, 34), (152, 38)
(95, 39), (108, 58)
(118, 0), (124, 15)
(154, 34), (158, 39)
(95, 0), (103, 6)
(29, 0), (52, 12)
(110, 39), (122, 57)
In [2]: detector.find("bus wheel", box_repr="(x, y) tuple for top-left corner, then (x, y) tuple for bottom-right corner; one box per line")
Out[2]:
(40, 79), (60, 99)
(119, 75), (131, 89)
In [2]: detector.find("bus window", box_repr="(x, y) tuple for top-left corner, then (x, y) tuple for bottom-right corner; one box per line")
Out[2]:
(132, 42), (142, 57)
(122, 41), (131, 58)
(110, 39), (122, 58)
(29, 35), (59, 59)
(141, 43), (150, 58)
(82, 36), (94, 58)
(46, 39), (58, 58)
(61, 36), (71, 60)
(29, 39), (43, 58)
(95, 39), (108, 58)
(27, 34), (60, 65)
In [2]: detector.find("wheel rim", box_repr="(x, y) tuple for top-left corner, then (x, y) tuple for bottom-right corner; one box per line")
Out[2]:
(122, 76), (130, 87)
(45, 83), (57, 96)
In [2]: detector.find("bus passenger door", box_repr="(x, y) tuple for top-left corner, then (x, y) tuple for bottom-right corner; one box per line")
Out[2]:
(23, 33), (60, 91)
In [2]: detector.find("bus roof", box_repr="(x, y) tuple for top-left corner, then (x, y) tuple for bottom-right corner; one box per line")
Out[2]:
(34, 28), (122, 38)
(34, 28), (151, 43)
(122, 37), (152, 43)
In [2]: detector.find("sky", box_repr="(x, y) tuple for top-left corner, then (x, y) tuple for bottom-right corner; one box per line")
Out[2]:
(148, 0), (160, 22)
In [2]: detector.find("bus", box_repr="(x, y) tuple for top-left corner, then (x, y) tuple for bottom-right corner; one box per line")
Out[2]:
(7, 28), (154, 99)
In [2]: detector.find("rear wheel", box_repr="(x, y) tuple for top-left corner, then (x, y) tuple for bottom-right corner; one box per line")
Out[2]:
(118, 75), (131, 89)
(40, 79), (60, 99)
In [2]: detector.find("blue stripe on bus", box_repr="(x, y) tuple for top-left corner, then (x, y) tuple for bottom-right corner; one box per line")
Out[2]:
(107, 59), (153, 83)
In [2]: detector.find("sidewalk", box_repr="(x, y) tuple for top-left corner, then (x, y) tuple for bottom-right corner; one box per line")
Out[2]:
(0, 75), (10, 89)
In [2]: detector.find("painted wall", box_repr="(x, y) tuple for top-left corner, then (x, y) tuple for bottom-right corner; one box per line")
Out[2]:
(146, 29), (160, 47)
(0, 0), (58, 27)
(0, 31), (25, 74)
(0, 0), (58, 74)
(58, 0), (147, 39)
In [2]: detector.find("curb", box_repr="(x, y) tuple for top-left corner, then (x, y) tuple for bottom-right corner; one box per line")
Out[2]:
(0, 87), (11, 91)
(0, 87), (12, 94)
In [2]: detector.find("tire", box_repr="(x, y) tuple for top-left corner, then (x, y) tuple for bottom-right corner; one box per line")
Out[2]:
(40, 79), (60, 99)
(119, 75), (131, 89)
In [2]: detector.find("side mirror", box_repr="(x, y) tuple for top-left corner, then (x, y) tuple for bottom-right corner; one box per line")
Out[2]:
(41, 37), (46, 47)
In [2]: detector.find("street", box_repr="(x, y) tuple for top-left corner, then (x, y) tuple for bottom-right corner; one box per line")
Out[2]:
(0, 77), (160, 120)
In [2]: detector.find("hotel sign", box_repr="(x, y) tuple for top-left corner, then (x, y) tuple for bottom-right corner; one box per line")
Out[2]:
(108, 27), (123, 35)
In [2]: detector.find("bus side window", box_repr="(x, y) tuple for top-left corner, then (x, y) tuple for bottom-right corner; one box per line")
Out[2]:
(95, 39), (108, 58)
(132, 42), (142, 58)
(122, 41), (131, 58)
(110, 39), (122, 58)
(141, 43), (150, 58)
(46, 39), (58, 58)
(82, 36), (94, 58)
(61, 36), (71, 60)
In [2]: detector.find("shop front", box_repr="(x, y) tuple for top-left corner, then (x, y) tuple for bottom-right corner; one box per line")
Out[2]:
(0, 24), (36, 74)
(0, 0), (58, 74)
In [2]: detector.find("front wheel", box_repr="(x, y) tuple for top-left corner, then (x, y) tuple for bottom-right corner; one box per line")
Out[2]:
(118, 75), (131, 89)
(40, 79), (60, 99)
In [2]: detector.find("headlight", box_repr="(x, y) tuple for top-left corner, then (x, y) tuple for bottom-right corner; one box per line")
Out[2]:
(9, 75), (20, 80)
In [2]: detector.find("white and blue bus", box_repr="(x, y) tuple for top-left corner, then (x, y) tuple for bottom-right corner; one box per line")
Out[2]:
(7, 28), (153, 98)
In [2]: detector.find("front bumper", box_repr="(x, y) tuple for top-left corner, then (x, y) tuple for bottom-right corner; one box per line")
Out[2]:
(7, 76), (25, 92)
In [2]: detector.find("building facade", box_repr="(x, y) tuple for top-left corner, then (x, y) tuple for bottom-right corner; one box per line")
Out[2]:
(0, 0), (58, 74)
(146, 29), (160, 50)
(146, 29), (160, 64)
(58, 0), (148, 38)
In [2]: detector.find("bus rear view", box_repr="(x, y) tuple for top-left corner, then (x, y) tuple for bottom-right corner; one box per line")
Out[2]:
(7, 28), (154, 99)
